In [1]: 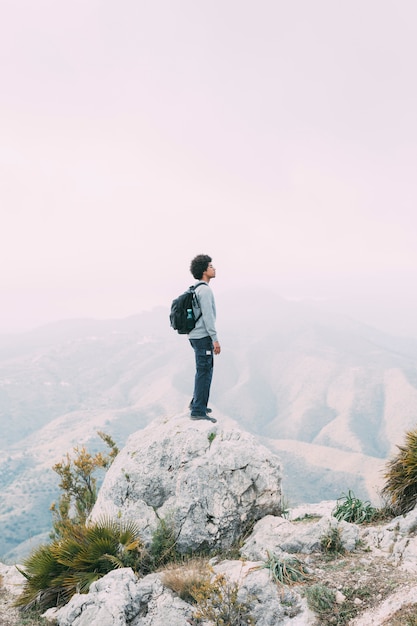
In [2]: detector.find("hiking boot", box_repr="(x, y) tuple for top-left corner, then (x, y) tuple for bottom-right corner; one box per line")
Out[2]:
(190, 414), (217, 423)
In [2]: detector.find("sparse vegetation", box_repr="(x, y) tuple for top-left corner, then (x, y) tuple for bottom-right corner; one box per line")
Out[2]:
(382, 428), (417, 515)
(50, 431), (119, 539)
(292, 513), (321, 523)
(280, 495), (290, 519)
(8, 609), (48, 626)
(386, 603), (417, 625)
(147, 515), (179, 571)
(305, 583), (336, 619)
(10, 434), (132, 614)
(161, 558), (210, 603)
(13, 434), (186, 614)
(260, 551), (310, 585)
(320, 526), (345, 556)
(191, 573), (255, 625)
(15, 517), (143, 612)
(332, 490), (379, 524)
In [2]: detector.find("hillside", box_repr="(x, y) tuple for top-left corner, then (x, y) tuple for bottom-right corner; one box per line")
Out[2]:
(1, 291), (417, 561)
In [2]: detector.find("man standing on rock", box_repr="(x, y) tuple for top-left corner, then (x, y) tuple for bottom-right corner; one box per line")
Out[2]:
(188, 254), (221, 423)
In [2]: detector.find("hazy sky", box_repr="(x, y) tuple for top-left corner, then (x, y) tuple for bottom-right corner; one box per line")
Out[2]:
(1, 0), (417, 335)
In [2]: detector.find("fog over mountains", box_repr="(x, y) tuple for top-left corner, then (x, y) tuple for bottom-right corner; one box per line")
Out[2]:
(1, 289), (417, 562)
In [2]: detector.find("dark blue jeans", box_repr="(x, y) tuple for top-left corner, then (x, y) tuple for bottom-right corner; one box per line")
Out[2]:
(189, 336), (214, 415)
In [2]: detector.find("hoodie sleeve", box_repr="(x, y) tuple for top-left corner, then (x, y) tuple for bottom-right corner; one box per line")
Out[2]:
(195, 284), (218, 342)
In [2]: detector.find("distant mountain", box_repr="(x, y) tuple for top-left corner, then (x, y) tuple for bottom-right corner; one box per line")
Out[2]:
(1, 292), (417, 561)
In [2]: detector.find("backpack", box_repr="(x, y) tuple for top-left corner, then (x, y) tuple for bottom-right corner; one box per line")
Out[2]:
(169, 282), (207, 334)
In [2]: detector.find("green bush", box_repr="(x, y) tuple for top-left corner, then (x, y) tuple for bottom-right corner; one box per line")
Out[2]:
(305, 583), (336, 618)
(15, 517), (142, 612)
(332, 490), (378, 524)
(382, 428), (417, 515)
(147, 516), (179, 570)
(260, 551), (310, 585)
(320, 526), (345, 556)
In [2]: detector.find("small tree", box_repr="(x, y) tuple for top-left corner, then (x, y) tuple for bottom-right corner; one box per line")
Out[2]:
(50, 431), (119, 538)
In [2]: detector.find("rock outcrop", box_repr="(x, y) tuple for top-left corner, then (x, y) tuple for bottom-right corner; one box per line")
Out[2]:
(45, 568), (194, 626)
(46, 561), (316, 626)
(241, 514), (359, 559)
(90, 413), (283, 552)
(43, 504), (417, 626)
(5, 413), (416, 626)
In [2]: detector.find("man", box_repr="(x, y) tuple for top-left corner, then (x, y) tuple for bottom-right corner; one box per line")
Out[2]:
(188, 254), (221, 423)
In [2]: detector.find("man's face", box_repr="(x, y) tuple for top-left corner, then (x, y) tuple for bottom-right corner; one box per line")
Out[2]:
(206, 262), (216, 279)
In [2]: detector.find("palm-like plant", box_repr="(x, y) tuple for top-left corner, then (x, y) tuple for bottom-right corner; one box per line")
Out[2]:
(382, 428), (417, 515)
(16, 517), (143, 611)
(259, 551), (310, 585)
(332, 490), (378, 524)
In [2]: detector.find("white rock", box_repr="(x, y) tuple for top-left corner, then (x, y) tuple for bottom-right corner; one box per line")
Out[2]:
(360, 504), (417, 569)
(91, 414), (282, 553)
(335, 590), (346, 604)
(241, 514), (359, 560)
(52, 568), (193, 626)
(288, 501), (336, 520)
(0, 562), (25, 596)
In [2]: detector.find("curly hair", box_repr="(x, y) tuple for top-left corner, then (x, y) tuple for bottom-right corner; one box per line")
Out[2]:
(190, 254), (212, 279)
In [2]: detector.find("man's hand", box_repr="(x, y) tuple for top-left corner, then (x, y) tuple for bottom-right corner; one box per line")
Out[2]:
(213, 341), (221, 355)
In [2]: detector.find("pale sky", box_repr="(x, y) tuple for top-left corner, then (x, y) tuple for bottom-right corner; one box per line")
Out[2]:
(1, 0), (417, 335)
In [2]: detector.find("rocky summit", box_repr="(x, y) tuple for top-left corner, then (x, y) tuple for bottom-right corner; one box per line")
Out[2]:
(4, 413), (417, 625)
(90, 412), (283, 552)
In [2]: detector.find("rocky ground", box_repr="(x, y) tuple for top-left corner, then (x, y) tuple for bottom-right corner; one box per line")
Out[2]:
(0, 586), (21, 626)
(304, 548), (417, 624)
(1, 540), (417, 626)
(0, 569), (47, 626)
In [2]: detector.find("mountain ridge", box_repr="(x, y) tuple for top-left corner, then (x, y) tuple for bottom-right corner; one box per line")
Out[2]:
(1, 292), (416, 561)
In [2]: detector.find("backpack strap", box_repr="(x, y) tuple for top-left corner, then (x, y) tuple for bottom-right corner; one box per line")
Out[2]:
(190, 281), (208, 322)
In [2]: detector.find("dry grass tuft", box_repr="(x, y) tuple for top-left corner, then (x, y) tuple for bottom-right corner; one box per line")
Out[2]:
(161, 558), (210, 603)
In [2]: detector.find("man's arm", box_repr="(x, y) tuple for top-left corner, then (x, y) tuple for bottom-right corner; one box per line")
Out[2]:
(198, 286), (220, 352)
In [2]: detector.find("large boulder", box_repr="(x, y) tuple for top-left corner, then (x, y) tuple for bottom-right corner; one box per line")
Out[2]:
(91, 413), (282, 553)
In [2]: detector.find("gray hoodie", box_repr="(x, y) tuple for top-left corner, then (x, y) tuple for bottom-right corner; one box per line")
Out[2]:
(188, 282), (218, 343)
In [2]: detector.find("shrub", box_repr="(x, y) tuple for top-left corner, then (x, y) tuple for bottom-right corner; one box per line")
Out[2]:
(332, 490), (378, 524)
(382, 428), (417, 515)
(161, 558), (210, 603)
(192, 573), (255, 625)
(320, 526), (345, 556)
(147, 516), (179, 570)
(305, 583), (336, 618)
(15, 517), (142, 611)
(50, 431), (119, 538)
(260, 551), (310, 585)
